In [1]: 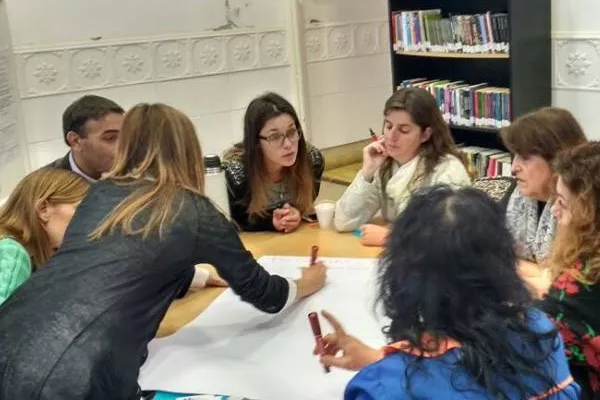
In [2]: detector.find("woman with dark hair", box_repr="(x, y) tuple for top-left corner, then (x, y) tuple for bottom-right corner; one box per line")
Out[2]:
(538, 141), (600, 398)
(316, 185), (579, 399)
(222, 92), (324, 232)
(500, 107), (586, 274)
(334, 87), (471, 246)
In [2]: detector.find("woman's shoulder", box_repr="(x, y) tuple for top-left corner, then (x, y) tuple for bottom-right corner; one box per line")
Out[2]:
(0, 236), (31, 273)
(306, 144), (324, 171)
(473, 176), (517, 206)
(0, 236), (28, 256)
(437, 153), (468, 169)
(346, 354), (409, 399)
(222, 143), (248, 191)
(222, 143), (244, 164)
(429, 154), (471, 185)
(525, 308), (556, 334)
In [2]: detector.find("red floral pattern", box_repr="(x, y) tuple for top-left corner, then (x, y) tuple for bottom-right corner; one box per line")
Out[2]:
(552, 270), (581, 295)
(547, 260), (600, 394)
(582, 335), (600, 370)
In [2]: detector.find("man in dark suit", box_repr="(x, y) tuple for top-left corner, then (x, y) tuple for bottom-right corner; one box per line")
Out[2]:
(45, 95), (124, 181)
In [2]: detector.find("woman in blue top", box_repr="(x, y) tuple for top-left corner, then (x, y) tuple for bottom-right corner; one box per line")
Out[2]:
(315, 185), (579, 399)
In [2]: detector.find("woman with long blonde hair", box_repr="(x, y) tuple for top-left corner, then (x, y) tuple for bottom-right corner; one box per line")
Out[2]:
(0, 103), (326, 399)
(0, 168), (89, 305)
(538, 141), (600, 399)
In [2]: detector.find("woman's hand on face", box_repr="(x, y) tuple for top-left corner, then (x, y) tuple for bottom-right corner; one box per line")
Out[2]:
(361, 139), (388, 182)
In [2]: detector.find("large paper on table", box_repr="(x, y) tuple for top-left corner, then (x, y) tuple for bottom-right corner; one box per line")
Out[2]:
(139, 256), (388, 400)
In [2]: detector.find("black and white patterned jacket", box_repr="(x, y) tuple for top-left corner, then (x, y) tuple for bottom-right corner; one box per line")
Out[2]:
(222, 143), (325, 231)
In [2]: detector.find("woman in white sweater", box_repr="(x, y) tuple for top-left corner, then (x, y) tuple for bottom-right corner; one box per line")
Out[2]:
(334, 87), (471, 246)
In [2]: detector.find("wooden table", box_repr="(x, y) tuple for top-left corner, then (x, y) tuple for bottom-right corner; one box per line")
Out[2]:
(156, 224), (380, 337)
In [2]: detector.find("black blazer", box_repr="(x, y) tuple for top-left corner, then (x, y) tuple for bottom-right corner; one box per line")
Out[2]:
(223, 145), (325, 232)
(44, 152), (72, 171)
(0, 182), (290, 399)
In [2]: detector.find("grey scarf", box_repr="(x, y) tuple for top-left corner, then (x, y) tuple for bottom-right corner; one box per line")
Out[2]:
(505, 186), (557, 262)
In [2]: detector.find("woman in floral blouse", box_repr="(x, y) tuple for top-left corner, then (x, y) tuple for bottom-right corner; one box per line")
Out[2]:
(541, 141), (600, 399)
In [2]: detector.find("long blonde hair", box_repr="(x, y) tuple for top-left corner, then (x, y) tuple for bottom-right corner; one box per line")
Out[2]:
(550, 142), (600, 284)
(0, 168), (89, 268)
(90, 103), (205, 240)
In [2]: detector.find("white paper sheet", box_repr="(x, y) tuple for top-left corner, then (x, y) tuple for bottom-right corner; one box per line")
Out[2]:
(139, 256), (388, 400)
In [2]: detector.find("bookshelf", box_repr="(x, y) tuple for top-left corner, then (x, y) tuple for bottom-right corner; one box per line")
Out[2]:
(396, 51), (509, 60)
(387, 0), (551, 152)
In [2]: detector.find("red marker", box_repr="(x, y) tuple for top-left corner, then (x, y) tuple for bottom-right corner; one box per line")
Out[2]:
(308, 312), (330, 373)
(310, 245), (319, 266)
(369, 128), (378, 142)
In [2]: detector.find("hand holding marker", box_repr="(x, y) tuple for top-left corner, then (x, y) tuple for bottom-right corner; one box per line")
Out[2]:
(308, 245), (331, 374)
(369, 128), (378, 142)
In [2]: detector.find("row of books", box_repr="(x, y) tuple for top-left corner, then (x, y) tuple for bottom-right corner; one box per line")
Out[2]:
(391, 10), (510, 54)
(460, 146), (512, 179)
(398, 78), (511, 130)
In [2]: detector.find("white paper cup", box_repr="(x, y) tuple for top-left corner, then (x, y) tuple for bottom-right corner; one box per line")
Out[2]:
(314, 201), (335, 230)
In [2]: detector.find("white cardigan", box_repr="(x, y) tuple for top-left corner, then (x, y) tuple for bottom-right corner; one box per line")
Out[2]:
(334, 154), (471, 232)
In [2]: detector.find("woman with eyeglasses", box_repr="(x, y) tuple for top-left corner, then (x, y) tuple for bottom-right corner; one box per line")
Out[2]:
(334, 87), (471, 246)
(222, 92), (324, 232)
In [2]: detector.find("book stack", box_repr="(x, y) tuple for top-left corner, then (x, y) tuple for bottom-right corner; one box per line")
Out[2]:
(459, 146), (512, 179)
(391, 10), (510, 54)
(398, 78), (511, 130)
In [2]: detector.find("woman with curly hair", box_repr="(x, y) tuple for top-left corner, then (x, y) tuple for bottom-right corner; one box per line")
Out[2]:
(539, 141), (600, 398)
(314, 185), (578, 399)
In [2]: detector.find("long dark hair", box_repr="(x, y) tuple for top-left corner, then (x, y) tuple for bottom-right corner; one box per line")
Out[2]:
(377, 185), (559, 398)
(239, 92), (313, 217)
(379, 87), (466, 188)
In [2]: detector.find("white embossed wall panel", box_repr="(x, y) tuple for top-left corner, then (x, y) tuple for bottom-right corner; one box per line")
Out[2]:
(13, 27), (292, 162)
(552, 0), (600, 139)
(0, 0), (28, 198)
(5, 0), (287, 47)
(304, 18), (392, 149)
(303, 0), (389, 24)
(14, 30), (288, 99)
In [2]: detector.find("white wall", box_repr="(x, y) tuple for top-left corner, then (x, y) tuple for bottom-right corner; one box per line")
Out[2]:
(2, 0), (394, 176)
(5, 0), (294, 170)
(5, 0), (596, 182)
(552, 0), (600, 139)
(302, 0), (392, 149)
(0, 0), (28, 198)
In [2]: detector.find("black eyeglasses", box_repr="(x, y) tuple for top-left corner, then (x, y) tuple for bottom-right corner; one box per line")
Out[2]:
(259, 129), (301, 147)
